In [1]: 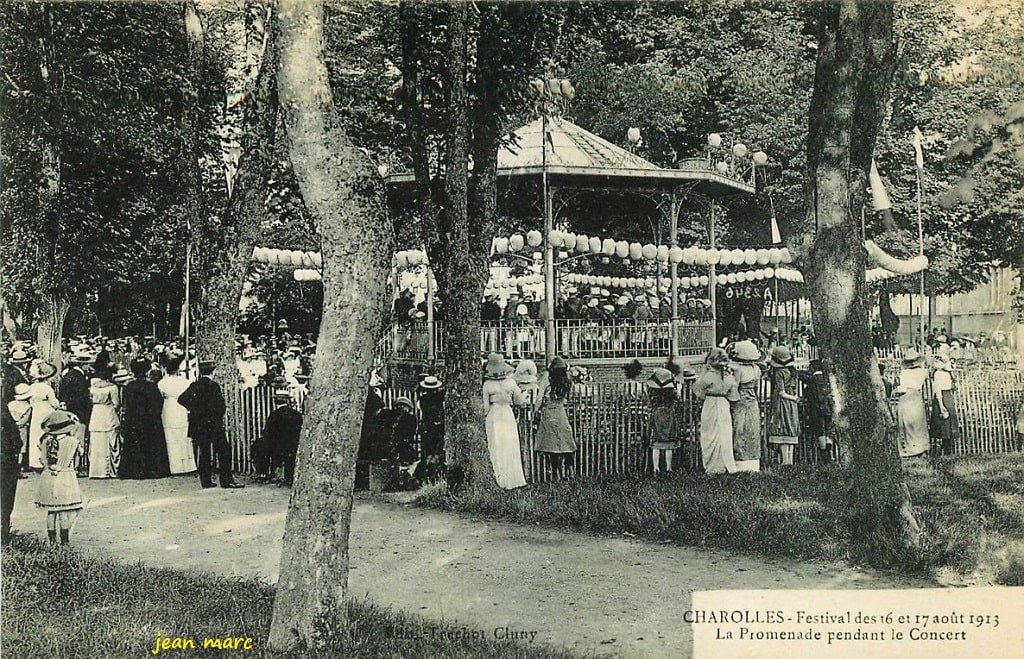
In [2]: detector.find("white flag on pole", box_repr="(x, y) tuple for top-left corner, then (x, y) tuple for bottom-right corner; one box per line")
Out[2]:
(869, 160), (892, 211)
(912, 126), (925, 169)
(770, 214), (782, 244)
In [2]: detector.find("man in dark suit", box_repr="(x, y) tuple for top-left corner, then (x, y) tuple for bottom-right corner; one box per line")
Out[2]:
(2, 350), (30, 541)
(177, 360), (243, 489)
(259, 387), (303, 486)
(60, 354), (92, 431)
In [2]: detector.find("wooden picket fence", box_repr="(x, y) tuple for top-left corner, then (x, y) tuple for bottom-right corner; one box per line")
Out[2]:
(224, 367), (1024, 482)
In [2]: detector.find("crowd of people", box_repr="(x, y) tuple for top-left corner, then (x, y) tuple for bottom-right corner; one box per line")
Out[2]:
(0, 333), (317, 545)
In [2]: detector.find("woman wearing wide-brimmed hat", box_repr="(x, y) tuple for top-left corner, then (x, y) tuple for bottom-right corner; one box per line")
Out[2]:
(928, 353), (958, 456)
(35, 409), (83, 545)
(896, 349), (929, 458)
(767, 345), (800, 465)
(692, 348), (739, 474)
(647, 367), (680, 473)
(481, 353), (527, 489)
(27, 361), (60, 470)
(729, 340), (764, 472)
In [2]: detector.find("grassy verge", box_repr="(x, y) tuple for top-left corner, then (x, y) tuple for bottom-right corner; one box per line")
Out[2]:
(1, 535), (588, 659)
(415, 453), (1024, 582)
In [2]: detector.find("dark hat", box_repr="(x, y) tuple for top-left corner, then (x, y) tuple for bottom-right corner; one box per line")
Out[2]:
(130, 357), (151, 377)
(198, 359), (217, 374)
(549, 356), (567, 371)
(769, 346), (794, 368)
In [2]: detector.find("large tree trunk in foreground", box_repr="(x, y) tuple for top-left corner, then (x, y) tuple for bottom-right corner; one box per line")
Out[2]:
(432, 2), (498, 496)
(268, 0), (392, 651)
(805, 0), (921, 563)
(35, 292), (68, 374)
(193, 4), (279, 462)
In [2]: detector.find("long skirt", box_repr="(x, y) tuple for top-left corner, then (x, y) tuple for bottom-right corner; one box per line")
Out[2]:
(898, 389), (929, 457)
(700, 397), (736, 475)
(89, 429), (119, 479)
(164, 426), (197, 474)
(929, 389), (959, 455)
(535, 401), (576, 453)
(768, 398), (800, 445)
(731, 398), (761, 472)
(485, 404), (527, 489)
(36, 469), (83, 512)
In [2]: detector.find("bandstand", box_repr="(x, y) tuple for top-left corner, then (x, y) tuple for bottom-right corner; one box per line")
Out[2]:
(381, 114), (765, 373)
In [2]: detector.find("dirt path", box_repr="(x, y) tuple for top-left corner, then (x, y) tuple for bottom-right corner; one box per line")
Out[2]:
(11, 475), (924, 658)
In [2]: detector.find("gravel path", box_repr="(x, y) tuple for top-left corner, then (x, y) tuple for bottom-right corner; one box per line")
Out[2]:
(10, 474), (924, 657)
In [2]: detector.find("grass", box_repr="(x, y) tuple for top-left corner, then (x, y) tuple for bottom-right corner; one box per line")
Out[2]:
(415, 453), (1024, 583)
(0, 535), (591, 659)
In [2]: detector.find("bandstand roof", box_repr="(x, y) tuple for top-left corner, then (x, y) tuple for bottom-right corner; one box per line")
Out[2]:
(387, 117), (755, 197)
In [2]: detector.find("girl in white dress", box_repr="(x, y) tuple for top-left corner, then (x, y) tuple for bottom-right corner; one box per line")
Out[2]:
(27, 361), (60, 470)
(158, 355), (197, 474)
(482, 353), (527, 489)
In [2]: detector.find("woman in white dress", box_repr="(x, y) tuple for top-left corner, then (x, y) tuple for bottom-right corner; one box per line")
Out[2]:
(482, 353), (527, 489)
(27, 361), (60, 470)
(897, 350), (930, 458)
(158, 354), (196, 474)
(88, 366), (121, 478)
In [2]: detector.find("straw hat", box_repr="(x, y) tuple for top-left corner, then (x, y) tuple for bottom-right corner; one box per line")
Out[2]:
(419, 375), (443, 389)
(514, 359), (538, 385)
(484, 352), (513, 379)
(681, 368), (698, 381)
(730, 340), (763, 363)
(902, 349), (924, 368)
(13, 383), (31, 401)
(29, 361), (57, 381)
(647, 367), (676, 389)
(769, 346), (794, 368)
(9, 350), (30, 365)
(112, 369), (133, 385)
(41, 409), (77, 436)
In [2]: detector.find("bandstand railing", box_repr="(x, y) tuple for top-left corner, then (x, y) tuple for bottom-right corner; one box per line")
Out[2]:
(389, 320), (716, 362)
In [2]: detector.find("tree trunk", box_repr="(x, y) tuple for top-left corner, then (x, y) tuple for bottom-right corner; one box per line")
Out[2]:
(193, 3), (279, 463)
(35, 292), (69, 373)
(268, 0), (392, 651)
(426, 2), (498, 496)
(805, 0), (921, 564)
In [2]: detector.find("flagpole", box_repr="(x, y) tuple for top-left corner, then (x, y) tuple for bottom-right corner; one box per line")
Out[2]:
(915, 153), (925, 346)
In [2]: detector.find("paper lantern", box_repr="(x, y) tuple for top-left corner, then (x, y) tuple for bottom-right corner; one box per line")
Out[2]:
(601, 276), (612, 287)
(726, 273), (738, 284)
(730, 248), (745, 264)
(558, 251), (568, 260)
(645, 277), (656, 288)
(743, 249), (757, 265)
(719, 250), (734, 266)
(626, 127), (641, 144)
(692, 249), (707, 266)
(662, 277), (672, 289)
(560, 79), (575, 100)
(765, 267), (775, 279)
(732, 143), (748, 158)
(715, 162), (729, 175)
(689, 276), (701, 287)
(656, 245), (670, 262)
(767, 248), (782, 264)
(669, 246), (684, 264)
(396, 251), (409, 268)
(699, 275), (710, 286)
(252, 246), (266, 261)
(311, 252), (322, 268)
(494, 237), (510, 254)
(614, 240), (628, 259)
(679, 278), (691, 289)
(641, 244), (657, 260)
(526, 230), (543, 248)
(563, 232), (577, 249)
(628, 243), (643, 261)
(681, 247), (695, 265)
(755, 248), (770, 265)
(753, 270), (765, 281)
(717, 274), (729, 285)
(600, 238), (615, 256)
(573, 235), (587, 252)
(510, 234), (525, 251)
(752, 151), (768, 166)
(735, 272), (748, 283)
(706, 249), (721, 265)
(780, 248), (793, 264)
(547, 230), (563, 247)
(627, 277), (639, 288)
(707, 133), (722, 148)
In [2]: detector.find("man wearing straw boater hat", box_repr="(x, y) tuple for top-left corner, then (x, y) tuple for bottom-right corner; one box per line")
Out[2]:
(177, 359), (244, 489)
